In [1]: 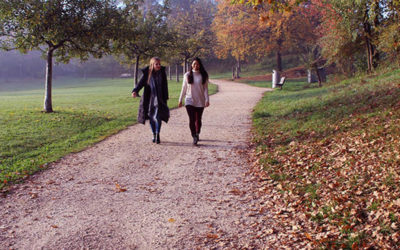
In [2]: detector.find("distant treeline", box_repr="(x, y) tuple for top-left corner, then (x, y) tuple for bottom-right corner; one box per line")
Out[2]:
(0, 50), (129, 80)
(0, 49), (243, 81)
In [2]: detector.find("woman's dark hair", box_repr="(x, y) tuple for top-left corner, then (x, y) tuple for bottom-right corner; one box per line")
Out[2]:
(188, 57), (209, 85)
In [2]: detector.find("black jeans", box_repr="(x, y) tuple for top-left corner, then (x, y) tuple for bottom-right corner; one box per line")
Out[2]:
(185, 105), (204, 136)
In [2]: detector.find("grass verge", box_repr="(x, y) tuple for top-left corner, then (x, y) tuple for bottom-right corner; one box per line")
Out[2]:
(252, 69), (400, 248)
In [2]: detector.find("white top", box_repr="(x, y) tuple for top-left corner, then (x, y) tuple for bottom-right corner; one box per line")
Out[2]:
(179, 71), (209, 107)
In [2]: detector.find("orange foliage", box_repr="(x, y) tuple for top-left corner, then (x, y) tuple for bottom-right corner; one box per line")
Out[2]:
(212, 0), (319, 64)
(212, 0), (260, 61)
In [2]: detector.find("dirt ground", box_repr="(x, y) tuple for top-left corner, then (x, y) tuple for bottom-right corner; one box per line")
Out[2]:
(0, 79), (290, 249)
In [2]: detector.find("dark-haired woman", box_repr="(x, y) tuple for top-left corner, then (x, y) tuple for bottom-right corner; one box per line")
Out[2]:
(178, 57), (209, 145)
(132, 57), (169, 144)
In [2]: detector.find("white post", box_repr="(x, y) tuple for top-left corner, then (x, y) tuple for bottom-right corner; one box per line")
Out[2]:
(308, 69), (318, 83)
(272, 70), (280, 88)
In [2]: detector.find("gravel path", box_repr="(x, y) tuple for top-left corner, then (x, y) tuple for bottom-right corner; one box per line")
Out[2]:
(0, 79), (273, 249)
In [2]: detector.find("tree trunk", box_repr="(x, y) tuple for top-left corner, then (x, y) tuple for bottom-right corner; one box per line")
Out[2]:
(364, 22), (373, 72)
(314, 64), (322, 87)
(363, 17), (375, 72)
(168, 65), (171, 80)
(43, 48), (54, 113)
(276, 37), (283, 72)
(184, 57), (188, 73)
(366, 38), (374, 72)
(236, 59), (241, 78)
(232, 66), (236, 80)
(134, 55), (140, 86)
(186, 57), (192, 73)
(176, 63), (179, 82)
(276, 50), (282, 72)
(372, 6), (380, 68)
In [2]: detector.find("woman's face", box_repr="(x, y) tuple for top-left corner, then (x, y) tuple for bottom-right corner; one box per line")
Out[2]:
(192, 60), (200, 71)
(153, 60), (161, 71)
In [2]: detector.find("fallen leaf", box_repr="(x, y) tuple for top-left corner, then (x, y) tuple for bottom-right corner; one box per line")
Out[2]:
(206, 233), (219, 239)
(265, 228), (274, 235)
(393, 199), (400, 207)
(168, 218), (176, 223)
(230, 189), (241, 195)
(115, 182), (127, 192)
(305, 232), (312, 241)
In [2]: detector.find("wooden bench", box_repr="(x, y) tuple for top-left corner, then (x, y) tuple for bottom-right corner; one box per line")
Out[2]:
(276, 76), (286, 89)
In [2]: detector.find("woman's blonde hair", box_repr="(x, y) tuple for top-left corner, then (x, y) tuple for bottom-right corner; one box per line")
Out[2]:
(148, 57), (161, 84)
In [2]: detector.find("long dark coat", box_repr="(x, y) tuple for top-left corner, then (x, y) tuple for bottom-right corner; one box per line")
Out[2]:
(132, 66), (169, 124)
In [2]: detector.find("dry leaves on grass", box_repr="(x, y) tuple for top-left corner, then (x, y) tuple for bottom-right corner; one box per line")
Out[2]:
(251, 108), (400, 248)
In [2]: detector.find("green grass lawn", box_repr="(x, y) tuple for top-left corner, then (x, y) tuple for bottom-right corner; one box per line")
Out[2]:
(238, 77), (307, 88)
(252, 68), (400, 247)
(210, 54), (301, 80)
(0, 77), (217, 189)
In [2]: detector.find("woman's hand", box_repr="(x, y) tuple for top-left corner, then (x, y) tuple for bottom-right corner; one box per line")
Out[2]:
(178, 102), (183, 108)
(132, 92), (137, 98)
(205, 101), (210, 107)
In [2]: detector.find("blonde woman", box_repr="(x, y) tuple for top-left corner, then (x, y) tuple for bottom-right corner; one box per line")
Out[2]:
(132, 57), (169, 144)
(178, 57), (209, 145)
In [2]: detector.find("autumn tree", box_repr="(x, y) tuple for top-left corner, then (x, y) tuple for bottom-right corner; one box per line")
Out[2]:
(163, 49), (184, 82)
(169, 0), (195, 15)
(230, 0), (307, 12)
(289, 1), (325, 86)
(114, 0), (172, 86)
(212, 0), (259, 78)
(315, 0), (387, 73)
(377, 0), (400, 64)
(214, 0), (317, 74)
(247, 0), (400, 74)
(0, 0), (123, 112)
(167, 0), (216, 74)
(257, 9), (297, 72)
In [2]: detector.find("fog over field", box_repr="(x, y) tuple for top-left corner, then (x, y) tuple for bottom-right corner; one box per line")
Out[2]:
(0, 50), (230, 92)
(0, 50), (130, 91)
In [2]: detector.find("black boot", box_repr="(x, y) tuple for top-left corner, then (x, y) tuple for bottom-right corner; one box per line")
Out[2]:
(156, 133), (160, 144)
(196, 133), (200, 141)
(193, 135), (198, 145)
(152, 134), (156, 143)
